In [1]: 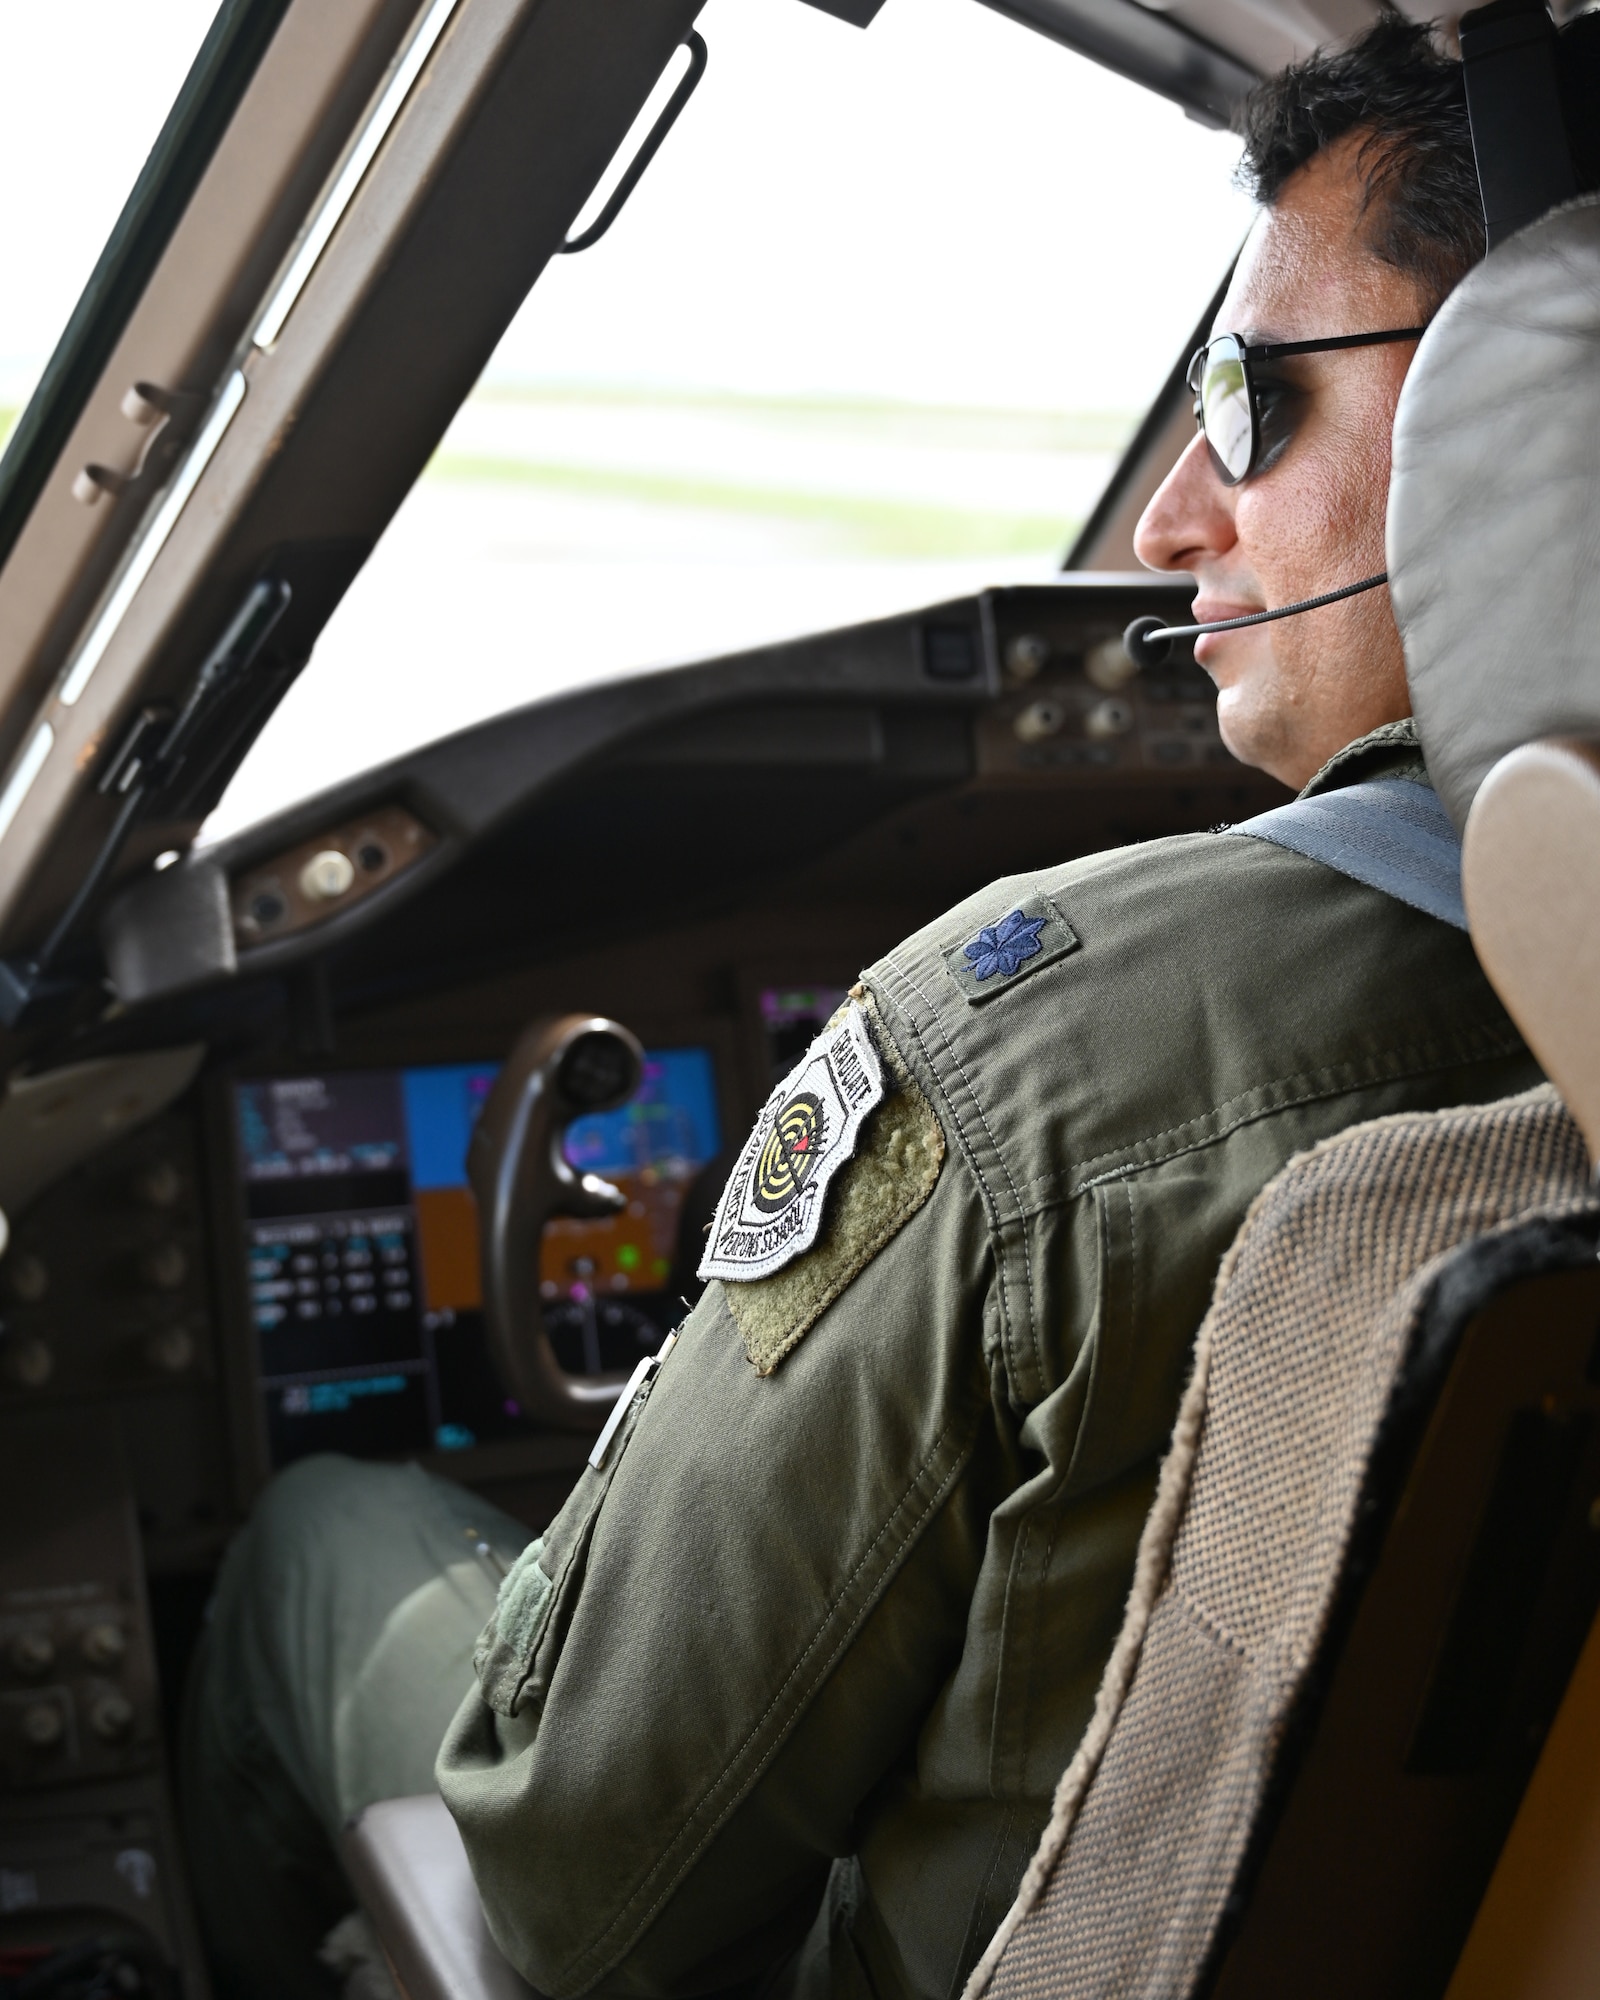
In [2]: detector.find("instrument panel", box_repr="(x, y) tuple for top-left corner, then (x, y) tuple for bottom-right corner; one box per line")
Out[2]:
(0, 579), (1289, 1553)
(233, 1050), (723, 1467)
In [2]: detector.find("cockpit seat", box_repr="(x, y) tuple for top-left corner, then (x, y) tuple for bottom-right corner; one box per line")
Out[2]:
(343, 1793), (537, 2000)
(340, 190), (1600, 2000)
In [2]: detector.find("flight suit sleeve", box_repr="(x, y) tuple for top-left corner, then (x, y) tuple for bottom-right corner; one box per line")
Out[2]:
(435, 1036), (1001, 1999)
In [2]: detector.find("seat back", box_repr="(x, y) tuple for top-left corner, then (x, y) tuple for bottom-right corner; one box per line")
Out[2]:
(1391, 194), (1600, 1162)
(1388, 194), (1600, 841)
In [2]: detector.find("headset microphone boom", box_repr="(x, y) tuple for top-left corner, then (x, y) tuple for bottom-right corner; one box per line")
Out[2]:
(1123, 570), (1389, 671)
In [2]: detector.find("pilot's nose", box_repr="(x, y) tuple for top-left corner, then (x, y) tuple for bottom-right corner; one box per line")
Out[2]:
(1134, 430), (1237, 575)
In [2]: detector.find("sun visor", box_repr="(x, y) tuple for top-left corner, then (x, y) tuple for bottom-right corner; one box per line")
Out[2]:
(1388, 194), (1600, 833)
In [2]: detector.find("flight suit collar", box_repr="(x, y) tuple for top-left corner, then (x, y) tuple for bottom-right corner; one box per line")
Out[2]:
(1299, 717), (1427, 799)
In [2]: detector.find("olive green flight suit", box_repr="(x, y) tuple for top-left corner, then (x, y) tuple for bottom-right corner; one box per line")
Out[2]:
(183, 722), (1542, 2000)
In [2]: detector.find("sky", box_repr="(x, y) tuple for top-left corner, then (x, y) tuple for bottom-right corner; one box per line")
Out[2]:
(0, 0), (1256, 835)
(478, 0), (1252, 409)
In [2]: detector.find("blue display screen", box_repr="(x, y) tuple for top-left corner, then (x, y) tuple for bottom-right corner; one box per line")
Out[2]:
(394, 1050), (721, 1191)
(235, 1047), (723, 1467)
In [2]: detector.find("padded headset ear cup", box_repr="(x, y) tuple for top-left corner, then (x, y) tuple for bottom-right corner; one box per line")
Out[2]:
(1388, 195), (1600, 834)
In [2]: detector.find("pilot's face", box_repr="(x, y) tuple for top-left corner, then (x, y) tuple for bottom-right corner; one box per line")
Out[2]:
(1134, 133), (1431, 791)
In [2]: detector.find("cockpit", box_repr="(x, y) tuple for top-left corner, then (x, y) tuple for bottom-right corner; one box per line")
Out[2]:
(4, 0), (1600, 1995)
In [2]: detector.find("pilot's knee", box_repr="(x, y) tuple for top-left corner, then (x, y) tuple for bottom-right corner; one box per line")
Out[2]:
(245, 1451), (389, 1554)
(218, 1453), (413, 1624)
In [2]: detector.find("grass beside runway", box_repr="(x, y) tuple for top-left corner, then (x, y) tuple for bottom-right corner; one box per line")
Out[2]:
(427, 450), (1076, 561)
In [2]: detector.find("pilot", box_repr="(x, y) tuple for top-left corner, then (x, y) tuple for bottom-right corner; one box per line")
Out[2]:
(180, 18), (1544, 2000)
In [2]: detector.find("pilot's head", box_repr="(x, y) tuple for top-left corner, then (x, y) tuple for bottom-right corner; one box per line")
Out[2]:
(1135, 16), (1484, 790)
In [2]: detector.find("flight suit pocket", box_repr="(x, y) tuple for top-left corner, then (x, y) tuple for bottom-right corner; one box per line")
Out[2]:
(1062, 1177), (1140, 1495)
(471, 1399), (646, 1717)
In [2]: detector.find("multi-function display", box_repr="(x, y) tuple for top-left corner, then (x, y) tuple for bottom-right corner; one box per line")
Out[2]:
(233, 1053), (721, 1466)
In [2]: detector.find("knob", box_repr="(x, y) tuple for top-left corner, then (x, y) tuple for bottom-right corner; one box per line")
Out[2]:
(1086, 697), (1135, 740)
(10, 1631), (54, 1676)
(21, 1701), (64, 1750)
(1087, 636), (1141, 691)
(143, 1324), (196, 1376)
(81, 1623), (127, 1671)
(1, 1335), (53, 1389)
(1013, 699), (1067, 744)
(132, 1161), (182, 1209)
(5, 1253), (48, 1304)
(89, 1692), (134, 1742)
(1004, 633), (1050, 681)
(140, 1241), (188, 1290)
(299, 850), (355, 902)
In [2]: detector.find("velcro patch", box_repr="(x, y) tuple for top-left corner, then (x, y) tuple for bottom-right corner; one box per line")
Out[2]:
(472, 1539), (553, 1716)
(723, 1016), (944, 1375)
(700, 999), (884, 1284)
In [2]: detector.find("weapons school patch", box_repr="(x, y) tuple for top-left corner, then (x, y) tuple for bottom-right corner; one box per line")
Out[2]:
(722, 1006), (945, 1374)
(700, 999), (884, 1284)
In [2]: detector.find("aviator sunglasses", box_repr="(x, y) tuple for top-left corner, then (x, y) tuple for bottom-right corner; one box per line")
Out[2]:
(1188, 325), (1427, 485)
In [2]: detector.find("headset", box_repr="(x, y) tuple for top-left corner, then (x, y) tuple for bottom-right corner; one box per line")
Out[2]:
(1125, 0), (1600, 676)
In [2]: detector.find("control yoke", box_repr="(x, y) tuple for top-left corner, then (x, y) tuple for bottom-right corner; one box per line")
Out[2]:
(467, 1015), (644, 1431)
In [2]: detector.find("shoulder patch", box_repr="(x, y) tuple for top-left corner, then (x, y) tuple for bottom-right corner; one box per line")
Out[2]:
(699, 998), (884, 1284)
(942, 890), (1079, 1003)
(721, 1015), (944, 1375)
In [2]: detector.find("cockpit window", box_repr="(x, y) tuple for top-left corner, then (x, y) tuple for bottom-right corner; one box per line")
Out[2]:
(205, 0), (1252, 840)
(0, 0), (221, 464)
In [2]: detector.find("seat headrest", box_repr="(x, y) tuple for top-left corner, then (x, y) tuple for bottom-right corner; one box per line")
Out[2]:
(1389, 193), (1600, 832)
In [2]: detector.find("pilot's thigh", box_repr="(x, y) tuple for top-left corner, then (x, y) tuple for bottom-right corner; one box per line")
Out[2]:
(195, 1452), (528, 1825)
(180, 1454), (527, 1992)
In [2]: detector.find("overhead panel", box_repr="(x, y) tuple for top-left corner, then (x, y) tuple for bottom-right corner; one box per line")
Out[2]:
(976, 0), (1258, 124)
(797, 0), (889, 21)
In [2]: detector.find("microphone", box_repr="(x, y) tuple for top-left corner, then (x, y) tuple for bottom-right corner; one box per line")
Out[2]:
(1123, 571), (1389, 672)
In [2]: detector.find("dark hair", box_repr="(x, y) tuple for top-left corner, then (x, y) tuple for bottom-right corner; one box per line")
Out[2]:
(1236, 12), (1486, 309)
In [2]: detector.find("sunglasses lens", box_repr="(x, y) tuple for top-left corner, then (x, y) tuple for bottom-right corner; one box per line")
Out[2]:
(1200, 338), (1252, 483)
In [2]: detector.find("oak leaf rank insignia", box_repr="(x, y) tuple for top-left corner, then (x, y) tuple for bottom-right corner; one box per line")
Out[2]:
(941, 889), (1079, 1003)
